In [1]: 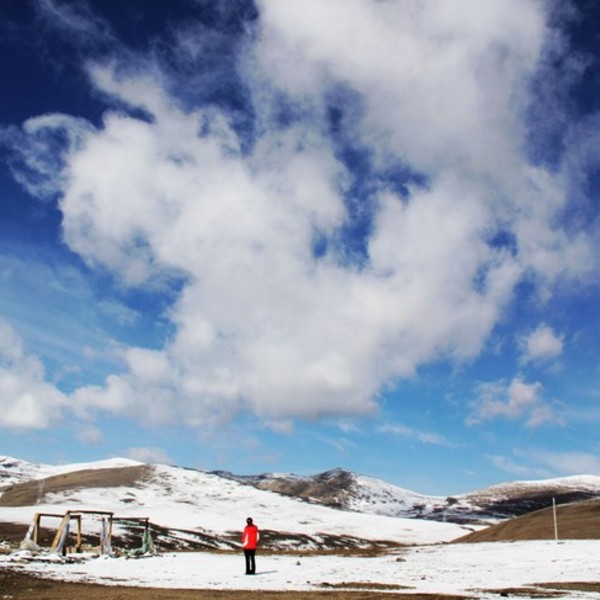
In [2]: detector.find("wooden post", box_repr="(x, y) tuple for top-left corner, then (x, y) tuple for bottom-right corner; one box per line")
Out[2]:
(76, 515), (82, 551)
(552, 497), (558, 542)
(50, 511), (71, 553)
(33, 513), (40, 545)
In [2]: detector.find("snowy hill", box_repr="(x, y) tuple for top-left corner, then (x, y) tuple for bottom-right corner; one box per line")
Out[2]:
(214, 467), (600, 524)
(0, 460), (468, 551)
(3, 455), (600, 599)
(3, 455), (600, 554)
(214, 467), (442, 517)
(0, 456), (142, 488)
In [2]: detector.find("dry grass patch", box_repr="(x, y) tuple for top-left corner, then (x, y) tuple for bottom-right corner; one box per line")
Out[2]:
(457, 498), (600, 543)
(0, 465), (153, 507)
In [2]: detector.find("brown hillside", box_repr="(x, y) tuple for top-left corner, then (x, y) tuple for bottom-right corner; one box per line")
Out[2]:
(0, 465), (153, 507)
(456, 497), (600, 542)
(254, 470), (354, 509)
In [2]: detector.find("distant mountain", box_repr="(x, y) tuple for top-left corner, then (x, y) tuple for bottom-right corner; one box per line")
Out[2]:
(0, 456), (57, 487)
(212, 467), (441, 516)
(213, 468), (600, 525)
(456, 476), (600, 521)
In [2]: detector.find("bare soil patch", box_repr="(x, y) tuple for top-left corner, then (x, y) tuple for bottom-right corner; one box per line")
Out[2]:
(480, 587), (563, 598)
(537, 582), (600, 593)
(0, 568), (468, 600)
(2, 569), (600, 600)
(479, 582), (600, 597)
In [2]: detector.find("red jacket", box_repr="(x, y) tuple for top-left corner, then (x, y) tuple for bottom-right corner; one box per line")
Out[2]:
(241, 524), (259, 549)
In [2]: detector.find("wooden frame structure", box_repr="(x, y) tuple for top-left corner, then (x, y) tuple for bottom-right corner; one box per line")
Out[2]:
(28, 510), (114, 554)
(24, 511), (154, 555)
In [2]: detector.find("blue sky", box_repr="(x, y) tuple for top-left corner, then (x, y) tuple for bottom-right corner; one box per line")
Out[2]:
(1, 0), (600, 495)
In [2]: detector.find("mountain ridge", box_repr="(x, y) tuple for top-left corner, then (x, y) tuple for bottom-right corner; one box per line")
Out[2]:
(3, 455), (600, 527)
(212, 466), (600, 524)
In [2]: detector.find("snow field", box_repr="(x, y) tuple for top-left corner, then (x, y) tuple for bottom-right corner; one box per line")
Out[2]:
(2, 540), (599, 598)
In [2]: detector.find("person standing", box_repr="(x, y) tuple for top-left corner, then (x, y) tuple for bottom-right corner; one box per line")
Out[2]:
(241, 517), (259, 574)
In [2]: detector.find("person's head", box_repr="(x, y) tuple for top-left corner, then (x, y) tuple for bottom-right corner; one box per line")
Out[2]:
(246, 517), (253, 525)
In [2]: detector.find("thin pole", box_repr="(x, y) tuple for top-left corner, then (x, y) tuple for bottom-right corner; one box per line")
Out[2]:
(552, 497), (558, 542)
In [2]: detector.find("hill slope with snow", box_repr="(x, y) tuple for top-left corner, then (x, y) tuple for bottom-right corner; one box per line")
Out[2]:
(0, 456), (142, 488)
(0, 460), (469, 551)
(216, 467), (600, 524)
(3, 456), (600, 553)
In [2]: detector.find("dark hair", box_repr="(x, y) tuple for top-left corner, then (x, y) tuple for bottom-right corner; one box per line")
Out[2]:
(246, 517), (253, 525)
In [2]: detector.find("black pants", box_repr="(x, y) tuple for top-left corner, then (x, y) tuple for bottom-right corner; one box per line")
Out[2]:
(244, 549), (256, 574)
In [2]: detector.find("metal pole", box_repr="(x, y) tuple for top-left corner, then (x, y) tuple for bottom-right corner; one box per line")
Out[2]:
(552, 497), (558, 542)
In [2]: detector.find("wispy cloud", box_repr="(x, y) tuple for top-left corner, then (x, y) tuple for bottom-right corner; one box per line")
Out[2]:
(34, 0), (117, 51)
(0, 250), (137, 383)
(378, 423), (449, 446)
(528, 450), (600, 476)
(489, 454), (548, 479)
(76, 424), (104, 445)
(320, 435), (359, 456)
(491, 449), (600, 478)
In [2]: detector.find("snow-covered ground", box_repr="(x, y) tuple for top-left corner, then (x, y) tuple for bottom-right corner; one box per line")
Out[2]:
(1, 540), (599, 598)
(2, 457), (600, 597)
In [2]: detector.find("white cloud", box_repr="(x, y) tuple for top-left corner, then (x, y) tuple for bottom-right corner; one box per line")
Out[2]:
(126, 446), (172, 465)
(468, 377), (560, 428)
(519, 324), (564, 364)
(4, 1), (597, 431)
(254, 0), (545, 179)
(253, 0), (595, 283)
(0, 320), (68, 429)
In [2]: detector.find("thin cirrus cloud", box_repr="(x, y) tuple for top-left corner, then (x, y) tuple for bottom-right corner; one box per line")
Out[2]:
(378, 423), (449, 447)
(1, 0), (597, 433)
(493, 450), (600, 478)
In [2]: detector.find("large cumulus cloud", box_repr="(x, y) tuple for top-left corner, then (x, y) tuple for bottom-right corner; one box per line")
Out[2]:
(4, 0), (596, 430)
